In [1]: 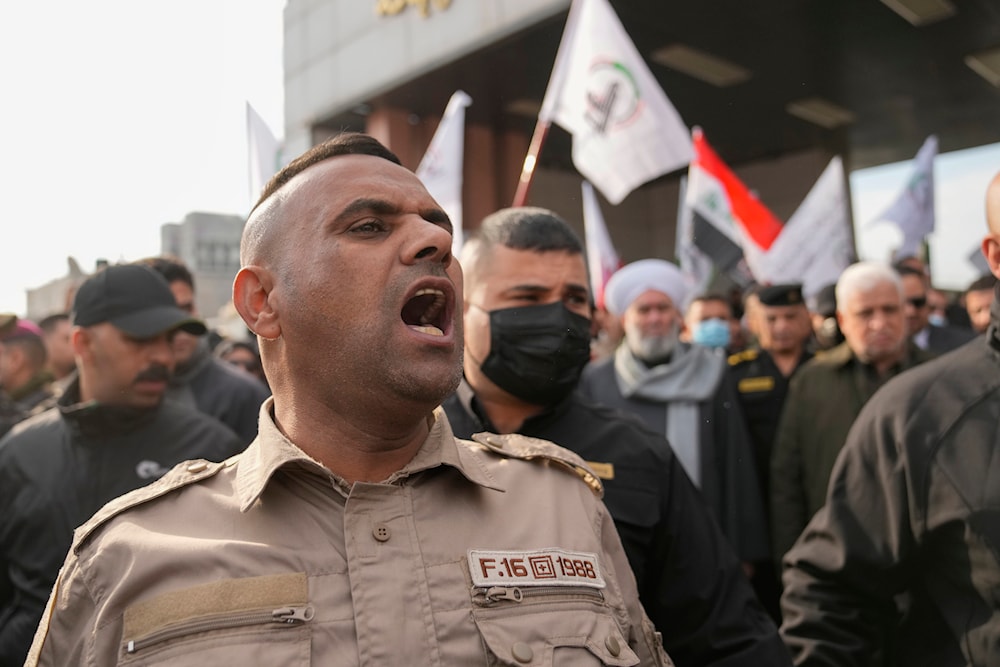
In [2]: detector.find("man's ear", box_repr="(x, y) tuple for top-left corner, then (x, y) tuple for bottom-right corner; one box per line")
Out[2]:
(982, 234), (1000, 280)
(71, 327), (90, 363)
(233, 267), (281, 340)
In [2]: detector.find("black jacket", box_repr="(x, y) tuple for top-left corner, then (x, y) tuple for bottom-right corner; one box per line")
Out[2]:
(0, 380), (243, 665)
(780, 287), (1000, 666)
(167, 340), (271, 445)
(443, 381), (791, 667)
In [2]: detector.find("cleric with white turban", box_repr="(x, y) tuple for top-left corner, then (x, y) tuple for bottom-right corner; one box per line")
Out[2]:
(604, 258), (689, 317)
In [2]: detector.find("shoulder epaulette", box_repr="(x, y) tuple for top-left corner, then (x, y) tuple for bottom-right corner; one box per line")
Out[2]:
(728, 348), (759, 366)
(471, 432), (603, 498)
(73, 458), (231, 553)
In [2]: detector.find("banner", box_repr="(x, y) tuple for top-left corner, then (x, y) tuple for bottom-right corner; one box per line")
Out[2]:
(416, 90), (472, 255)
(581, 181), (621, 308)
(756, 157), (855, 297)
(539, 0), (692, 204)
(869, 135), (937, 258)
(246, 102), (282, 208)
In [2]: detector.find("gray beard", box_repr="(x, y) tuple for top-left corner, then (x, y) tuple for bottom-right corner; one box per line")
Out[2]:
(625, 324), (680, 364)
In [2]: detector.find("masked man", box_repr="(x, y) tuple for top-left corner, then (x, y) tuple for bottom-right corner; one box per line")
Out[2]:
(444, 208), (790, 667)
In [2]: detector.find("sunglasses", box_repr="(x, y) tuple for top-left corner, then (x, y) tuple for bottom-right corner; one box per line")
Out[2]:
(907, 296), (928, 309)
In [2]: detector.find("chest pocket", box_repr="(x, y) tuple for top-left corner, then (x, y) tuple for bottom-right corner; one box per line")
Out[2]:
(472, 587), (639, 666)
(117, 573), (312, 666)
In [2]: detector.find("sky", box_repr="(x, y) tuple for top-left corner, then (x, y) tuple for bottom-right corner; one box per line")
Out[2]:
(0, 1), (995, 315)
(0, 0), (286, 315)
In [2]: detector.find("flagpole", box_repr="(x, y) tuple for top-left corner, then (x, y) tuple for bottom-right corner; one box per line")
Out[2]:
(512, 119), (551, 206)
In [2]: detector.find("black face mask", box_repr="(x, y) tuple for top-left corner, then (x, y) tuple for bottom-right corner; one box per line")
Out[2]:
(477, 301), (592, 406)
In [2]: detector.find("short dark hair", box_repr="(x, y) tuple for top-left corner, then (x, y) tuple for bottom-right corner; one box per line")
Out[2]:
(253, 132), (401, 213)
(472, 207), (584, 255)
(967, 273), (998, 293)
(135, 255), (195, 291)
(894, 264), (927, 281)
(461, 207), (585, 291)
(686, 292), (732, 316)
(37, 312), (69, 333)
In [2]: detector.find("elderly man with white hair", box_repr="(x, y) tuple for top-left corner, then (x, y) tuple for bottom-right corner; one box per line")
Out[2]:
(769, 261), (934, 565)
(579, 259), (770, 568)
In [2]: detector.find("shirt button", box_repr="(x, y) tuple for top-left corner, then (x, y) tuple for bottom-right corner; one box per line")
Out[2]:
(605, 635), (621, 657)
(186, 461), (208, 473)
(372, 523), (390, 542)
(511, 641), (533, 663)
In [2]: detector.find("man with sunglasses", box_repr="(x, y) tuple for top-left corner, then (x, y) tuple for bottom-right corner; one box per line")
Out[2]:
(896, 264), (974, 355)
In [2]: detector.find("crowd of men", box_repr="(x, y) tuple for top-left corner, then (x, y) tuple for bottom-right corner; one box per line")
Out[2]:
(0, 131), (996, 666)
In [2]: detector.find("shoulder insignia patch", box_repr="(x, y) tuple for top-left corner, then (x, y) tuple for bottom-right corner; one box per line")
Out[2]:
(73, 458), (230, 554)
(471, 432), (604, 497)
(728, 349), (759, 366)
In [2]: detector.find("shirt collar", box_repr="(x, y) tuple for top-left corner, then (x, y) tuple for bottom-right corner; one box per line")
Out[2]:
(236, 398), (503, 511)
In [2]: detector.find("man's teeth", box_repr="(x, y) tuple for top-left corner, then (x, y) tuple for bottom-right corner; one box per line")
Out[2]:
(410, 324), (444, 336)
(414, 288), (445, 325)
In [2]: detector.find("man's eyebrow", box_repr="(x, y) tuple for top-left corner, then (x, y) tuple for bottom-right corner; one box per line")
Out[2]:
(505, 283), (591, 297)
(334, 198), (399, 224)
(422, 207), (453, 233)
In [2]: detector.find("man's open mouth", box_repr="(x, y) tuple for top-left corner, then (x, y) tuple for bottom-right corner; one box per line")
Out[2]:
(401, 287), (448, 336)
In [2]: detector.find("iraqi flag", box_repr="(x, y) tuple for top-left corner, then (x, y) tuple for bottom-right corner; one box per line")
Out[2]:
(581, 181), (622, 308)
(539, 0), (693, 204)
(683, 128), (783, 276)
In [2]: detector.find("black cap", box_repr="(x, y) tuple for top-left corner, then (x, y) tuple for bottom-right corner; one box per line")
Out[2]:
(758, 283), (804, 307)
(72, 264), (207, 338)
(808, 283), (838, 317)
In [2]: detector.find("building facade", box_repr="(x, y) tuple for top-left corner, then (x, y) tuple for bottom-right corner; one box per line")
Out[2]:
(281, 0), (1000, 266)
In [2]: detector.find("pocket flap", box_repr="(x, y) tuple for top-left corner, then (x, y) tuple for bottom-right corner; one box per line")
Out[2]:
(124, 572), (308, 640)
(474, 606), (639, 666)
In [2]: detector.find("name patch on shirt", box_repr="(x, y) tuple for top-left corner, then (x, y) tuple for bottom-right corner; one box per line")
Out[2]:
(469, 549), (605, 588)
(738, 376), (775, 393)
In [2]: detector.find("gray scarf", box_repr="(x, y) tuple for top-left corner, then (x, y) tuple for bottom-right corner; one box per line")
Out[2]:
(613, 342), (725, 486)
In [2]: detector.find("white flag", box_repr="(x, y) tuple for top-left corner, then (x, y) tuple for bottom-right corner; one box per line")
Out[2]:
(757, 156), (855, 298)
(581, 181), (621, 308)
(539, 0), (693, 205)
(417, 90), (472, 256)
(869, 135), (937, 258)
(246, 102), (282, 208)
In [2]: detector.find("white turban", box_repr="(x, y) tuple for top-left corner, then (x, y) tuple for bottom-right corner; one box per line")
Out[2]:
(604, 259), (688, 317)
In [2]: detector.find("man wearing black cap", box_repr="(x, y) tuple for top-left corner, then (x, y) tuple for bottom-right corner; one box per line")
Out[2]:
(727, 283), (814, 620)
(0, 264), (243, 665)
(729, 284), (814, 503)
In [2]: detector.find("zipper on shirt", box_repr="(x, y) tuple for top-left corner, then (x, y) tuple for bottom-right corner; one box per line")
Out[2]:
(473, 585), (604, 606)
(124, 605), (314, 654)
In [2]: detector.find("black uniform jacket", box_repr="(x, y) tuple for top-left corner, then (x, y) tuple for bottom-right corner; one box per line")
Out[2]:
(0, 379), (243, 665)
(444, 381), (791, 667)
(781, 289), (1000, 666)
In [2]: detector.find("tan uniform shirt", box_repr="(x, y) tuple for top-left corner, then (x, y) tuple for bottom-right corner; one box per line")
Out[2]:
(27, 399), (671, 666)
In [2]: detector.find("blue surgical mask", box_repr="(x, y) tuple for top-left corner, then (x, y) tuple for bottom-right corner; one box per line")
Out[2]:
(928, 313), (947, 328)
(692, 318), (731, 349)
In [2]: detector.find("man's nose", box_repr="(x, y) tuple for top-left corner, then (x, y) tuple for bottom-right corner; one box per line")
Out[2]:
(148, 336), (176, 366)
(403, 217), (454, 266)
